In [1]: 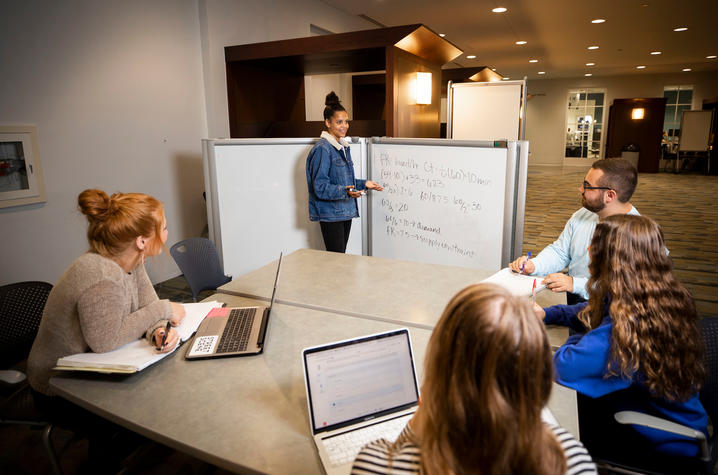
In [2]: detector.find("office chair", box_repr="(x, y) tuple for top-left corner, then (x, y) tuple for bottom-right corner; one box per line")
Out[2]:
(170, 238), (232, 301)
(0, 281), (63, 475)
(596, 317), (718, 475)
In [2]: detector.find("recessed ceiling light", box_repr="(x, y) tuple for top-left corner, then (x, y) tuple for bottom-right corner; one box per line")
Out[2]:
(636, 65), (646, 69)
(492, 7), (507, 13)
(538, 71), (546, 75)
(439, 33), (446, 37)
(529, 59), (538, 63)
(650, 51), (662, 55)
(586, 62), (595, 66)
(591, 19), (606, 24)
(587, 45), (599, 50)
(585, 73), (593, 77)
(673, 27), (688, 32)
(491, 68), (497, 71)
(502, 77), (511, 80)
(683, 68), (692, 72)
(707, 55), (717, 59)
(466, 55), (476, 59)
(515, 40), (527, 45)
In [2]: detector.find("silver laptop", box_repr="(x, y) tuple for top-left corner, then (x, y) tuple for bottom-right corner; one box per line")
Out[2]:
(302, 328), (419, 475)
(185, 253), (282, 359)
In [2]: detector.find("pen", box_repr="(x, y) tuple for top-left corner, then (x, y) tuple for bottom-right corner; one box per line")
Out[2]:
(520, 251), (531, 273)
(158, 321), (171, 350)
(531, 278), (537, 305)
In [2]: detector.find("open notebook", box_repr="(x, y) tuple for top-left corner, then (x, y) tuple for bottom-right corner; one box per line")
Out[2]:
(55, 301), (224, 373)
(480, 268), (547, 297)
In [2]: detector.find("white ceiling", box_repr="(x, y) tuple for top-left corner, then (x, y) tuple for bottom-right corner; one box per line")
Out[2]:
(321, 0), (718, 79)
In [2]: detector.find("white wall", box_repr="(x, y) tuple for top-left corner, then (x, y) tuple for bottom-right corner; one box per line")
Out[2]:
(304, 74), (354, 121)
(0, 0), (375, 286)
(0, 0), (208, 285)
(525, 70), (718, 167)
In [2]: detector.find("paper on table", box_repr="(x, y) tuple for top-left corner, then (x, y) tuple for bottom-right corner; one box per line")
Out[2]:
(55, 301), (223, 373)
(480, 268), (546, 297)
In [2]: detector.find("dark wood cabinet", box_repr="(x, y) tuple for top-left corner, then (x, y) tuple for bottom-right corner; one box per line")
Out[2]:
(605, 98), (667, 173)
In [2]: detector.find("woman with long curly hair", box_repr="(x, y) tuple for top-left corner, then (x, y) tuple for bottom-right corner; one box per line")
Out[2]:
(536, 214), (707, 461)
(351, 283), (596, 474)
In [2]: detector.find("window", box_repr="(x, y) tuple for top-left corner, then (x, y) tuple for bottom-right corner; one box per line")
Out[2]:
(663, 85), (693, 145)
(565, 89), (605, 159)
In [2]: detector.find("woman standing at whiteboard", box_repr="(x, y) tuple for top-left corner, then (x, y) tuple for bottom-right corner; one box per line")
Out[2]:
(306, 91), (383, 253)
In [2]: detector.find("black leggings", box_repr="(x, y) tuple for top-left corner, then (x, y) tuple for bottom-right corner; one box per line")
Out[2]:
(320, 220), (352, 253)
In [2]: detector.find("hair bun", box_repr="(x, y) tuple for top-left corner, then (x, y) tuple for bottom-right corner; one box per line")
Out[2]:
(325, 91), (341, 106)
(78, 189), (118, 222)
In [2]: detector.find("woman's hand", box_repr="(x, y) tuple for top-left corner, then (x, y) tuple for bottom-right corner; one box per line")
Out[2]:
(533, 303), (546, 322)
(153, 327), (179, 353)
(169, 302), (186, 326)
(346, 186), (363, 198)
(365, 180), (383, 191)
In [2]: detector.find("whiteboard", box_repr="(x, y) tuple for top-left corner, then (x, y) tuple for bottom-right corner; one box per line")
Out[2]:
(204, 138), (366, 278)
(448, 80), (526, 141)
(679, 110), (713, 152)
(368, 138), (522, 270)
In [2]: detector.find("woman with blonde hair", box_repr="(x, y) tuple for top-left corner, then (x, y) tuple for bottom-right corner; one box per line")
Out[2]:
(537, 214), (707, 464)
(352, 283), (596, 474)
(29, 189), (185, 396)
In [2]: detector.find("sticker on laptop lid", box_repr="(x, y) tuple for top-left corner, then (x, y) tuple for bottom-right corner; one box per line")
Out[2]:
(207, 308), (229, 318)
(188, 335), (218, 356)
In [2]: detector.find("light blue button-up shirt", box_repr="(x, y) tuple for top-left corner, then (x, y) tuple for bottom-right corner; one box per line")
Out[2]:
(530, 206), (640, 299)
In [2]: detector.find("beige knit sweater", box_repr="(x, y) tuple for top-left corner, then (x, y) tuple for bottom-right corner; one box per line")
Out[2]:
(28, 252), (172, 395)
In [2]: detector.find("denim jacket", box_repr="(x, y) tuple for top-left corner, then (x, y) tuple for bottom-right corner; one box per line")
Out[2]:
(306, 131), (366, 222)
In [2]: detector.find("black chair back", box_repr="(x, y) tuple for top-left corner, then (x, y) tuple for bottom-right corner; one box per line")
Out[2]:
(170, 238), (231, 301)
(0, 282), (52, 367)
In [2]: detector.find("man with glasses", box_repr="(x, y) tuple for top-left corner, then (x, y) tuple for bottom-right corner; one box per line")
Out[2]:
(509, 158), (639, 304)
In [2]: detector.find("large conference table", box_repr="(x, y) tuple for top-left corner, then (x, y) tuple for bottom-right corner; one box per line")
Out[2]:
(218, 249), (568, 346)
(50, 250), (577, 474)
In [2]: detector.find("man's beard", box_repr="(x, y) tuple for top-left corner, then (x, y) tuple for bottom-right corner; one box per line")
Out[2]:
(582, 194), (605, 213)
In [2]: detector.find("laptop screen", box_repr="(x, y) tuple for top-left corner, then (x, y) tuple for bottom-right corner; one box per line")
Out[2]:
(303, 329), (419, 434)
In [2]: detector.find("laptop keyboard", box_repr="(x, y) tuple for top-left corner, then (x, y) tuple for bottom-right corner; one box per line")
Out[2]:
(322, 413), (412, 467)
(216, 308), (256, 353)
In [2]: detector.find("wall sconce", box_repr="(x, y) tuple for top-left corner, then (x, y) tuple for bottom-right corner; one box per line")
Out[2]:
(415, 72), (432, 105)
(631, 108), (645, 120)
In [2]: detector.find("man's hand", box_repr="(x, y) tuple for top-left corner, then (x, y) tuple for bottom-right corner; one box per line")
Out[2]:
(542, 273), (573, 293)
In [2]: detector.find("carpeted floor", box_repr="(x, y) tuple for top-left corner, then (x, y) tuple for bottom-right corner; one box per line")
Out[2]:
(524, 167), (718, 318)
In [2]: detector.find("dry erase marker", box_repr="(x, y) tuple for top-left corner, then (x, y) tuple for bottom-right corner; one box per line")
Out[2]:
(520, 250), (531, 273)
(531, 278), (537, 305)
(158, 321), (171, 350)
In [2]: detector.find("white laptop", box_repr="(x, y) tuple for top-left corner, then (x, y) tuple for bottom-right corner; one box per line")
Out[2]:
(302, 328), (420, 475)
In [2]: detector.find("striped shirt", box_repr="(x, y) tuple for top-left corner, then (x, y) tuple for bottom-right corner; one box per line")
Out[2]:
(351, 423), (597, 475)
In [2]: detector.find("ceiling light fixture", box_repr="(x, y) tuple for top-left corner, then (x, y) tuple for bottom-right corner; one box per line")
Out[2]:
(650, 51), (662, 55)
(538, 71), (546, 75)
(466, 55), (476, 59)
(591, 19), (605, 24)
(586, 62), (595, 66)
(439, 33), (446, 37)
(682, 68), (692, 72)
(529, 59), (538, 63)
(502, 77), (510, 80)
(636, 65), (646, 69)
(587, 45), (599, 50)
(491, 68), (497, 71)
(585, 73), (592, 77)
(515, 40), (527, 45)
(492, 7), (507, 13)
(673, 27), (688, 32)
(707, 55), (717, 59)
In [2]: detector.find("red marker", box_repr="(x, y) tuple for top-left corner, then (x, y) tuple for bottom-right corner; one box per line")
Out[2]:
(531, 278), (537, 304)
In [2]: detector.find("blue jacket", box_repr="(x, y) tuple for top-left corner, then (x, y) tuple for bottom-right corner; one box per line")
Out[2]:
(306, 132), (366, 222)
(546, 302), (708, 457)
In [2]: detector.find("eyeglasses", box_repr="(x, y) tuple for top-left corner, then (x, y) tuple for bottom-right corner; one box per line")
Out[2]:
(581, 181), (611, 191)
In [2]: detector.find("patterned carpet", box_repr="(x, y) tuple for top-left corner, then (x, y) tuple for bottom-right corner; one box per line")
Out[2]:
(524, 167), (718, 318)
